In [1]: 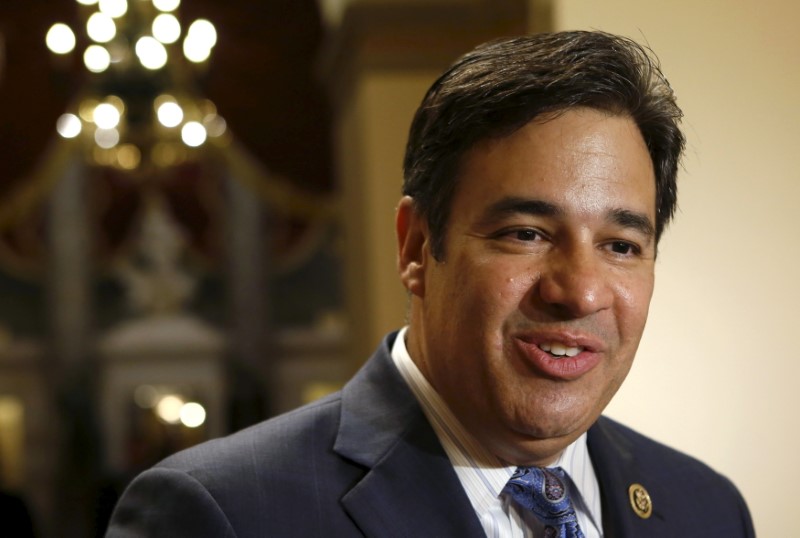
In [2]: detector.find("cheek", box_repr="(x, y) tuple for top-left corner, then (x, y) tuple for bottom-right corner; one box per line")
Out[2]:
(613, 275), (654, 340)
(471, 257), (535, 304)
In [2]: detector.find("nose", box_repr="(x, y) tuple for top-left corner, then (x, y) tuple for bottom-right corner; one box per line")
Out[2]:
(536, 247), (613, 319)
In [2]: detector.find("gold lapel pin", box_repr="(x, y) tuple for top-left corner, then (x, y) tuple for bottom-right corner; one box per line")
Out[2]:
(628, 483), (653, 519)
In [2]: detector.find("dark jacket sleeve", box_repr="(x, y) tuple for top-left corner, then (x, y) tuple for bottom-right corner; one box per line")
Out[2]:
(106, 467), (237, 538)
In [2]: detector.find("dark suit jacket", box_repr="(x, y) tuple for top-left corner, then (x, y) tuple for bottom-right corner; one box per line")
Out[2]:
(107, 332), (755, 537)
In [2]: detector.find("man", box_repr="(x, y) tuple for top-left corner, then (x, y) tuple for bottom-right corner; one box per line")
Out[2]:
(108, 31), (755, 537)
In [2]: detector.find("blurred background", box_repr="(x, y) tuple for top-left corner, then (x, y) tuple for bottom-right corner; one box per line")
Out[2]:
(0, 0), (795, 536)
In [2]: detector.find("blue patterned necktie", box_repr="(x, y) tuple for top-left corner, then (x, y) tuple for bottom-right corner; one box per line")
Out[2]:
(502, 466), (585, 538)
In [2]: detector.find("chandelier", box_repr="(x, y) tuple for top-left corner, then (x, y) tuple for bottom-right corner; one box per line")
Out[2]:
(45, 0), (228, 171)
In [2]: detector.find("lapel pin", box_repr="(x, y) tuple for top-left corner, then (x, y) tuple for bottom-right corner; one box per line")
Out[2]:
(627, 483), (652, 519)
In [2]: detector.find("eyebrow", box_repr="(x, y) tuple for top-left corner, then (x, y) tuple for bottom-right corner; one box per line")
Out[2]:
(608, 208), (656, 239)
(482, 197), (562, 221)
(481, 196), (655, 239)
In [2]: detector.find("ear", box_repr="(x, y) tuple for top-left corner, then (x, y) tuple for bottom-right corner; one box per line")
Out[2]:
(396, 196), (428, 297)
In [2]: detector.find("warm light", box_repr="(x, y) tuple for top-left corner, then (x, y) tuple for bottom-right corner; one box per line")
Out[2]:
(203, 114), (226, 137)
(79, 99), (99, 122)
(133, 385), (158, 409)
(116, 144), (141, 169)
(181, 121), (206, 147)
(179, 402), (206, 428)
(84, 45), (111, 73)
(155, 395), (184, 424)
(152, 14), (181, 44)
(183, 19), (216, 63)
(0, 398), (23, 423)
(95, 128), (120, 149)
(0, 397), (24, 487)
(157, 101), (183, 127)
(106, 95), (125, 114)
(188, 19), (217, 48)
(183, 36), (211, 63)
(107, 41), (128, 64)
(93, 103), (121, 128)
(98, 0), (128, 18)
(152, 0), (181, 12)
(153, 93), (174, 109)
(87, 12), (116, 43)
(135, 36), (168, 70)
(56, 114), (82, 138)
(46, 23), (76, 55)
(199, 98), (217, 116)
(51, 0), (222, 162)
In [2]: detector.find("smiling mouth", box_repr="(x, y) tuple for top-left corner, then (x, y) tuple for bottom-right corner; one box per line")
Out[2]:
(537, 342), (584, 358)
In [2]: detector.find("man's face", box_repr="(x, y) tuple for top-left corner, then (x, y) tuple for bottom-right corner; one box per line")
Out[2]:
(399, 108), (657, 465)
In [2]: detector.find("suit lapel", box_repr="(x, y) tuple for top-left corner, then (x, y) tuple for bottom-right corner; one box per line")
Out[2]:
(588, 417), (668, 537)
(335, 334), (484, 538)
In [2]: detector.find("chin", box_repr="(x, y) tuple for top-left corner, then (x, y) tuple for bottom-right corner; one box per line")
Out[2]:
(495, 430), (579, 467)
(510, 405), (596, 444)
(519, 420), (580, 442)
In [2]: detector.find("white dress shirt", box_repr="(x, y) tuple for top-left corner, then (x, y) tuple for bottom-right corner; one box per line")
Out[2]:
(391, 327), (603, 537)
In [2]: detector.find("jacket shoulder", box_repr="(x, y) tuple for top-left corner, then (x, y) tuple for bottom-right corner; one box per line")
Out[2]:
(591, 416), (755, 537)
(161, 391), (344, 475)
(594, 415), (732, 480)
(109, 393), (367, 537)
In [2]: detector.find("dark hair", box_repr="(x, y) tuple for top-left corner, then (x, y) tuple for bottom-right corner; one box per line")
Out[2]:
(402, 31), (685, 259)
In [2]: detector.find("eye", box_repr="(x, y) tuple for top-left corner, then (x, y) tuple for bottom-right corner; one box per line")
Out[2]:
(512, 229), (541, 242)
(607, 241), (640, 256)
(486, 226), (550, 252)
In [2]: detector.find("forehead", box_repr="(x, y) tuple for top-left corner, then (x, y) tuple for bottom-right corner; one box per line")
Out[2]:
(452, 108), (656, 222)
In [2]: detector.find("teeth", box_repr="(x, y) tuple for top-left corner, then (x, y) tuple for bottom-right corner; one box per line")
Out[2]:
(538, 342), (583, 358)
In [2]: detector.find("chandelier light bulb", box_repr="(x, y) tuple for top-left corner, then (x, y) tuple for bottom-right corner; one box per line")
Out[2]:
(86, 12), (117, 43)
(105, 95), (126, 115)
(46, 23), (77, 55)
(95, 127), (120, 149)
(187, 19), (217, 49)
(155, 395), (184, 424)
(203, 114), (226, 137)
(93, 103), (121, 129)
(157, 101), (184, 127)
(84, 45), (111, 73)
(76, 0), (100, 5)
(152, 14), (181, 44)
(98, 0), (128, 18)
(152, 0), (181, 12)
(181, 121), (207, 147)
(183, 35), (211, 63)
(135, 36), (168, 70)
(56, 114), (83, 138)
(179, 402), (206, 428)
(116, 144), (142, 170)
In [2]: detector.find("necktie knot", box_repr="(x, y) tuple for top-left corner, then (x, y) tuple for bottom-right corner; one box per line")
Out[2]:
(502, 466), (585, 538)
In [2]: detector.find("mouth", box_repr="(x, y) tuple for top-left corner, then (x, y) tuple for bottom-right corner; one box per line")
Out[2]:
(537, 342), (584, 358)
(512, 332), (603, 380)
